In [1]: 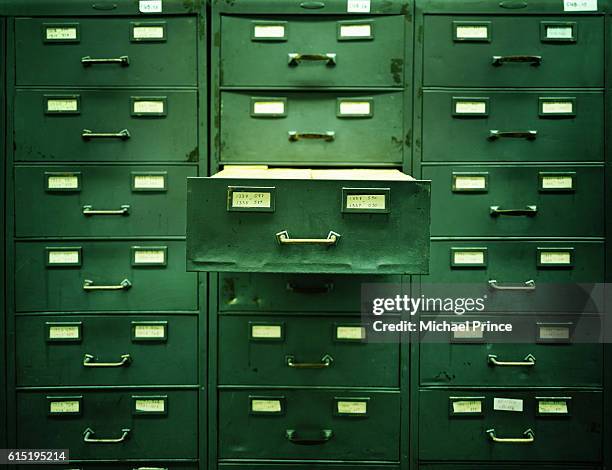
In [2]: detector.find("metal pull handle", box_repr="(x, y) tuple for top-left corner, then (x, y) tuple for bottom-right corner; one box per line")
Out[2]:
(486, 428), (535, 444)
(276, 230), (341, 246)
(490, 205), (537, 217)
(488, 353), (536, 367)
(288, 131), (335, 142)
(286, 354), (333, 369)
(82, 129), (131, 140)
(83, 427), (130, 444)
(83, 279), (132, 291)
(286, 282), (334, 294)
(83, 353), (132, 368)
(488, 279), (536, 291)
(288, 53), (336, 66)
(492, 55), (542, 66)
(81, 55), (130, 66)
(489, 130), (537, 140)
(83, 205), (130, 216)
(286, 429), (333, 445)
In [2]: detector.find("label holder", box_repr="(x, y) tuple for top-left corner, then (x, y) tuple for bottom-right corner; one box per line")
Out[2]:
(337, 20), (374, 40)
(341, 187), (390, 214)
(536, 396), (572, 417)
(334, 397), (370, 417)
(132, 395), (168, 416)
(536, 322), (573, 344)
(130, 96), (168, 117)
(45, 172), (82, 192)
(451, 172), (489, 193)
(46, 322), (83, 343)
(540, 21), (577, 43)
(44, 95), (81, 115)
(334, 323), (367, 342)
(538, 97), (576, 118)
(538, 171), (576, 192)
(131, 246), (168, 267)
(249, 322), (285, 341)
(45, 246), (82, 268)
(42, 23), (80, 43)
(337, 97), (374, 118)
(453, 21), (491, 42)
(452, 97), (489, 118)
(251, 21), (288, 41)
(449, 396), (485, 417)
(47, 395), (83, 416)
(131, 321), (168, 342)
(450, 247), (488, 269)
(536, 246), (574, 269)
(249, 395), (286, 416)
(130, 21), (167, 42)
(250, 97), (287, 118)
(227, 186), (276, 212)
(131, 171), (168, 192)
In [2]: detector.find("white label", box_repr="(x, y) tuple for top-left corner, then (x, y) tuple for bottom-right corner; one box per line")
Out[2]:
(456, 25), (488, 39)
(47, 175), (79, 189)
(48, 325), (80, 339)
(453, 325), (484, 340)
(251, 399), (282, 413)
(232, 192), (271, 208)
(139, 0), (162, 13)
(336, 326), (366, 340)
(253, 25), (285, 38)
(134, 324), (166, 339)
(540, 251), (571, 265)
(454, 175), (487, 190)
(133, 175), (166, 190)
(453, 251), (485, 265)
(253, 101), (285, 115)
(337, 401), (367, 414)
(339, 101), (371, 116)
(546, 26), (574, 39)
(455, 101), (487, 114)
(563, 0), (597, 11)
(47, 99), (78, 112)
(494, 398), (524, 412)
(133, 26), (165, 39)
(48, 250), (80, 265)
(542, 101), (573, 114)
(452, 400), (482, 414)
(538, 400), (569, 414)
(50, 400), (80, 414)
(346, 194), (386, 210)
(135, 399), (165, 413)
(133, 100), (165, 114)
(539, 326), (570, 340)
(251, 325), (282, 339)
(347, 0), (371, 12)
(46, 27), (78, 40)
(134, 249), (166, 264)
(339, 24), (372, 38)
(541, 175), (574, 189)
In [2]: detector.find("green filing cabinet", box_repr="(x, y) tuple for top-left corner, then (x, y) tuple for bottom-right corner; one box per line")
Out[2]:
(415, 0), (606, 468)
(5, 1), (206, 467)
(0, 16), (6, 452)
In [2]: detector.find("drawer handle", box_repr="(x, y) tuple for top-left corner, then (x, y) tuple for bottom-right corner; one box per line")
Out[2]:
(81, 55), (130, 67)
(286, 354), (334, 369)
(83, 353), (132, 368)
(82, 129), (131, 140)
(276, 230), (341, 246)
(490, 205), (537, 217)
(488, 130), (538, 140)
(288, 131), (335, 142)
(488, 279), (536, 291)
(288, 53), (336, 66)
(486, 428), (535, 444)
(491, 55), (542, 66)
(286, 281), (334, 294)
(83, 427), (130, 444)
(82, 205), (130, 216)
(488, 353), (536, 367)
(83, 279), (132, 291)
(286, 429), (333, 445)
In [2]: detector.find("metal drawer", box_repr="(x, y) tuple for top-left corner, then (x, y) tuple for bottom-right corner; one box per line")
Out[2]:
(15, 90), (198, 162)
(15, 165), (195, 237)
(16, 315), (198, 387)
(187, 169), (430, 274)
(15, 241), (197, 312)
(16, 17), (197, 86)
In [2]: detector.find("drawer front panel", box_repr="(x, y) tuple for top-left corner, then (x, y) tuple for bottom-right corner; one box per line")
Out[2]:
(17, 390), (198, 460)
(218, 315), (399, 387)
(15, 241), (197, 312)
(15, 90), (198, 162)
(220, 15), (405, 87)
(422, 91), (603, 162)
(16, 315), (198, 387)
(220, 466), (399, 470)
(220, 91), (405, 166)
(423, 16), (604, 87)
(219, 389), (400, 461)
(219, 273), (404, 314)
(19, 464), (198, 470)
(419, 465), (600, 470)
(16, 18), (197, 86)
(422, 241), (604, 313)
(419, 390), (602, 462)
(425, 165), (604, 237)
(15, 165), (195, 237)
(187, 177), (430, 274)
(420, 315), (602, 387)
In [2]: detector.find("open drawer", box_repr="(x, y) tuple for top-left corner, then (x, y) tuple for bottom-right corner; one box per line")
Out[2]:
(187, 167), (430, 274)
